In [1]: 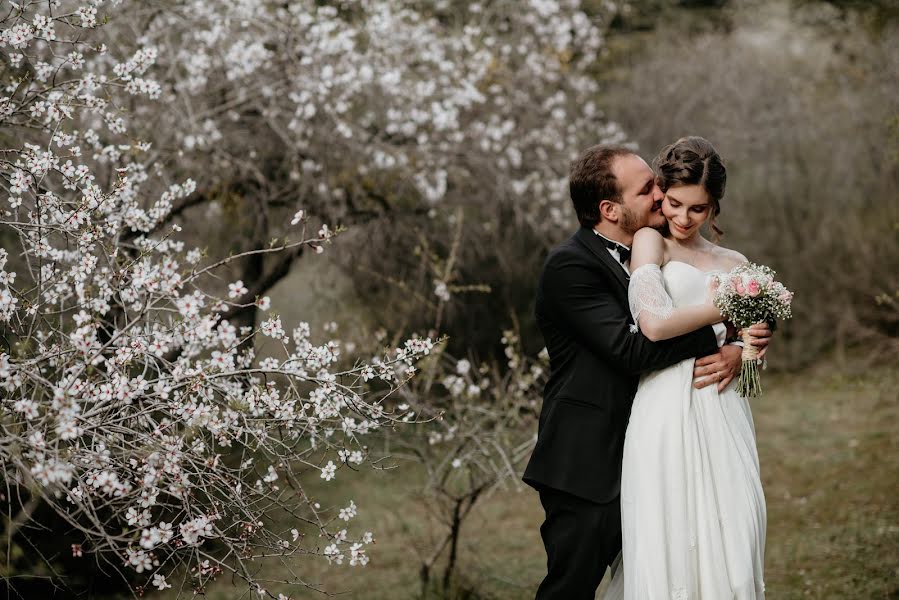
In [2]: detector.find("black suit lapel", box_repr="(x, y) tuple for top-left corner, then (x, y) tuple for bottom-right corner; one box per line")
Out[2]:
(573, 227), (630, 292)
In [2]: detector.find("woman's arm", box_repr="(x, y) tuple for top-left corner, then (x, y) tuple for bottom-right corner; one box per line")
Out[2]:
(628, 228), (724, 342)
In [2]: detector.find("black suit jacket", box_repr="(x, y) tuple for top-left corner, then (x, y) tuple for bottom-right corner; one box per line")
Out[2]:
(522, 227), (718, 504)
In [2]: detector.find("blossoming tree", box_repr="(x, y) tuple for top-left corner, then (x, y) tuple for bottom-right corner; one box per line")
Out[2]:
(97, 0), (625, 351)
(0, 2), (435, 596)
(0, 0), (619, 596)
(372, 213), (546, 594)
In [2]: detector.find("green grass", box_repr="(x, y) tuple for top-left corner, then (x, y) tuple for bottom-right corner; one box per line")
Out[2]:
(757, 360), (899, 599)
(164, 358), (899, 599)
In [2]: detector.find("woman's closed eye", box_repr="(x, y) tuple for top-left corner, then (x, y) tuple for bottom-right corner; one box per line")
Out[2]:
(669, 199), (707, 213)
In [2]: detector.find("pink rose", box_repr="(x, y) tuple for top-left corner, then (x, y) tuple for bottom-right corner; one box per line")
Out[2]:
(734, 280), (746, 296)
(747, 280), (761, 297)
(779, 291), (793, 304)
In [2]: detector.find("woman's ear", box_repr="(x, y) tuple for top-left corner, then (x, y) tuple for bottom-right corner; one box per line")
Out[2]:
(598, 199), (619, 224)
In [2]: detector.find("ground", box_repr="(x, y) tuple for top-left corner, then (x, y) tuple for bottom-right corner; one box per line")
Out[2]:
(165, 356), (898, 599)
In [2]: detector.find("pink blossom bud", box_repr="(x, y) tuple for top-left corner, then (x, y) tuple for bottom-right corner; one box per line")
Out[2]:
(747, 280), (761, 297)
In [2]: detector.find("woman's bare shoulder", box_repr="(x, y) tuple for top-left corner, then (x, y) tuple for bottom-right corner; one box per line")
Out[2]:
(711, 244), (748, 269)
(633, 227), (665, 245)
(631, 227), (667, 267)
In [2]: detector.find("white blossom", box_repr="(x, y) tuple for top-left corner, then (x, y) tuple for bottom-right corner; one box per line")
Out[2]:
(228, 280), (248, 299)
(320, 461), (337, 482)
(180, 515), (214, 546)
(338, 500), (357, 521)
(152, 573), (171, 590)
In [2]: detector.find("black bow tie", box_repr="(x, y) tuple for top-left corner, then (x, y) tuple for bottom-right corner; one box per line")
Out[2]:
(604, 239), (631, 264)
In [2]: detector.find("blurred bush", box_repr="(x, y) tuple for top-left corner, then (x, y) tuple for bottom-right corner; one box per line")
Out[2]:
(582, 0), (899, 368)
(339, 1), (898, 371)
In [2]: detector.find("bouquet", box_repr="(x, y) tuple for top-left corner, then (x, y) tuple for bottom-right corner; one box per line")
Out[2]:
(713, 263), (793, 397)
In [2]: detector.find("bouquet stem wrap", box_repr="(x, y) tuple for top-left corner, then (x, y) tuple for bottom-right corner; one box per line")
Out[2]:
(738, 329), (762, 398)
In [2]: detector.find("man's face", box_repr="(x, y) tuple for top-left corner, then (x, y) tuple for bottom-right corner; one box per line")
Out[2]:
(610, 154), (666, 233)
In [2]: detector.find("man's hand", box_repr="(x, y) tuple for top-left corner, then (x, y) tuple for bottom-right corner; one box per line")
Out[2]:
(742, 322), (773, 360)
(693, 344), (743, 392)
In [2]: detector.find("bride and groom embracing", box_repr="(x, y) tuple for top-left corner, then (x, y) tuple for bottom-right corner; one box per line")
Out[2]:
(523, 137), (773, 599)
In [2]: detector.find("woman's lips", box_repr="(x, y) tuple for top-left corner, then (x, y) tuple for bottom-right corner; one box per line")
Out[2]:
(672, 222), (691, 234)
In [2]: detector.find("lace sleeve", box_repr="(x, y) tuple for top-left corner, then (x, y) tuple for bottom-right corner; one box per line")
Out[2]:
(628, 263), (673, 326)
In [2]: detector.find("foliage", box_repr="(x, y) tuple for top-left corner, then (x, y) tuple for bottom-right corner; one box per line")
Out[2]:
(599, 0), (899, 367)
(332, 212), (547, 597)
(0, 2), (436, 596)
(94, 0), (625, 360)
(120, 0), (615, 225)
(394, 328), (545, 596)
(161, 356), (899, 600)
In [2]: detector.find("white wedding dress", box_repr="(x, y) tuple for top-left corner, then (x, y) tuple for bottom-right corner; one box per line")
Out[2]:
(601, 261), (766, 600)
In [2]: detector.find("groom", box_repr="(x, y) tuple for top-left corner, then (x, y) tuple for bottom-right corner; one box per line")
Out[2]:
(522, 145), (771, 599)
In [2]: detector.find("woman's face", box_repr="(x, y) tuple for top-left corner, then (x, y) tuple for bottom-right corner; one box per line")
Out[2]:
(661, 184), (712, 240)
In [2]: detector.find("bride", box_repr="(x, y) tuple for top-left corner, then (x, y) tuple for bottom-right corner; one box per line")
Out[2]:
(602, 137), (766, 599)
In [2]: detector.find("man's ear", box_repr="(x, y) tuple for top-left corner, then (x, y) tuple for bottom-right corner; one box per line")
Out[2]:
(598, 199), (619, 223)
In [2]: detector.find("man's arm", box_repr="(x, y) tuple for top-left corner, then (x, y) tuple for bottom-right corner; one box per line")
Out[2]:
(542, 254), (718, 375)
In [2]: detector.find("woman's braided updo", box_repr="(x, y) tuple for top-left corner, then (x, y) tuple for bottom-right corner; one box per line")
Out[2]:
(654, 136), (727, 239)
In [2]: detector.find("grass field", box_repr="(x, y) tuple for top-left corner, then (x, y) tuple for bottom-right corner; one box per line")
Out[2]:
(170, 357), (899, 599)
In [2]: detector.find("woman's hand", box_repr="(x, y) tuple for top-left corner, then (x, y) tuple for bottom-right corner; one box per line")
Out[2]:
(705, 275), (724, 321)
(740, 321), (773, 359)
(706, 274), (721, 305)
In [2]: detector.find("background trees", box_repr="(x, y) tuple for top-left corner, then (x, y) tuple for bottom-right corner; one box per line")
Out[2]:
(599, 0), (898, 366)
(0, 0), (616, 596)
(106, 0), (625, 357)
(0, 2), (440, 596)
(1, 0), (895, 597)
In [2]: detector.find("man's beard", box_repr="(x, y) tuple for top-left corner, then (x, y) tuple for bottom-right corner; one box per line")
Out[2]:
(652, 220), (670, 235)
(619, 204), (641, 234)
